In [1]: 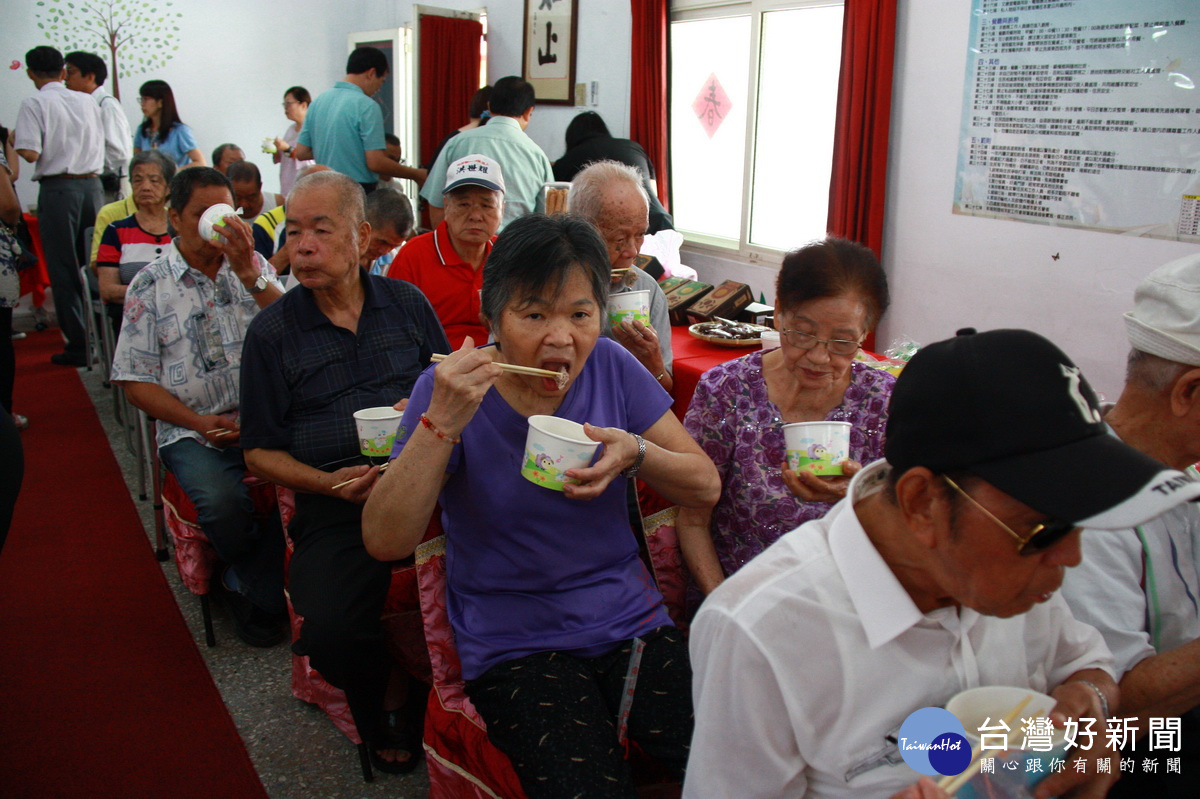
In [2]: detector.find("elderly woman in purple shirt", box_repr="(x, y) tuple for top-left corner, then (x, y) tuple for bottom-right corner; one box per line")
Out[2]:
(363, 213), (719, 798)
(678, 237), (895, 592)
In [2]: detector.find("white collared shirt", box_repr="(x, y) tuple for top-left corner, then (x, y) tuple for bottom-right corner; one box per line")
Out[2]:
(111, 241), (274, 451)
(1062, 500), (1200, 675)
(14, 81), (104, 180)
(685, 459), (1113, 799)
(91, 85), (132, 177)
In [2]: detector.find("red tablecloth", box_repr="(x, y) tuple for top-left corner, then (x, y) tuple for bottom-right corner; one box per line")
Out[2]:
(670, 326), (753, 420)
(18, 213), (50, 307)
(668, 327), (889, 420)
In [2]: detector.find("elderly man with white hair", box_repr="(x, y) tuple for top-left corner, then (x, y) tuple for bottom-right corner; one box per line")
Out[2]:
(239, 170), (449, 775)
(569, 160), (674, 391)
(1061, 253), (1200, 798)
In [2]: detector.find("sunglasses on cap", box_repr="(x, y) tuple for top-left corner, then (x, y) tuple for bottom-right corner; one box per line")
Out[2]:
(942, 474), (1078, 555)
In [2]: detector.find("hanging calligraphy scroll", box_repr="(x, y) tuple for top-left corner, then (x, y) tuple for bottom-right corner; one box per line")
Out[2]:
(523, 0), (579, 105)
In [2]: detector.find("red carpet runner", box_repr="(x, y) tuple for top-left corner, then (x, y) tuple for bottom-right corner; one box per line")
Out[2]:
(0, 330), (268, 799)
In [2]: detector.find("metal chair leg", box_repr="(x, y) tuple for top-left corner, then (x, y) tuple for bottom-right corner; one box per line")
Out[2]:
(139, 411), (169, 560)
(78, 265), (98, 372)
(200, 594), (216, 647)
(357, 742), (374, 782)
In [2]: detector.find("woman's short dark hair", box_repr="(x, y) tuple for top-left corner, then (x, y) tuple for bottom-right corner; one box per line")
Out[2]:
(775, 237), (890, 329)
(285, 86), (311, 105)
(467, 86), (493, 120)
(481, 214), (609, 325)
(169, 167), (232, 214)
(129, 149), (177, 187)
(137, 79), (184, 141)
(565, 111), (612, 151)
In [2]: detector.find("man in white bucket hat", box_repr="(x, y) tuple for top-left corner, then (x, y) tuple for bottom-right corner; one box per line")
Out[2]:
(1061, 253), (1200, 798)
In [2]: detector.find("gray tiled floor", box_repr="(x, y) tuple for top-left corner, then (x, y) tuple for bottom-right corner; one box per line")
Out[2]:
(71, 351), (431, 799)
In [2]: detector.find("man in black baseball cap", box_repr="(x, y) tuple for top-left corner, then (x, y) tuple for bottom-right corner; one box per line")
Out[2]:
(885, 327), (1198, 533)
(687, 328), (1200, 799)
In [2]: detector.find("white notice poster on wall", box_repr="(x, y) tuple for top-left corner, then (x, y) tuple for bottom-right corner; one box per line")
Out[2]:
(953, 0), (1200, 242)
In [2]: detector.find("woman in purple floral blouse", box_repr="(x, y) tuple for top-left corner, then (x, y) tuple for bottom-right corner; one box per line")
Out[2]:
(680, 238), (895, 591)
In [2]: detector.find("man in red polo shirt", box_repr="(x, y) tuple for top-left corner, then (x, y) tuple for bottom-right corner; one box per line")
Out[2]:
(386, 154), (502, 348)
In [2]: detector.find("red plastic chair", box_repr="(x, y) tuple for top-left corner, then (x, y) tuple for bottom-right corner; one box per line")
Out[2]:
(275, 486), (431, 782)
(414, 499), (689, 799)
(161, 468), (278, 646)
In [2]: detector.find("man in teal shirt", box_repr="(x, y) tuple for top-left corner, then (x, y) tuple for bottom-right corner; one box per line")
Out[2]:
(295, 47), (422, 194)
(420, 76), (552, 230)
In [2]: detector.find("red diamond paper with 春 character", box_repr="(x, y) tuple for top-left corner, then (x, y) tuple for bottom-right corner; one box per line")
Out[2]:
(692, 73), (731, 139)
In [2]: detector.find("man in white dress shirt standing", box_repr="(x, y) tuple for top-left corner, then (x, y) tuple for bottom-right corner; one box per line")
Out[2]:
(14, 45), (105, 366)
(686, 328), (1200, 799)
(64, 51), (132, 203)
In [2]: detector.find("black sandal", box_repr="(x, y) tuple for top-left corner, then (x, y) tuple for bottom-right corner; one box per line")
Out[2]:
(370, 683), (430, 775)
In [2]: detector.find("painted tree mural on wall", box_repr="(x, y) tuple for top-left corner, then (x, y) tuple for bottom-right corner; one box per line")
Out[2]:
(34, 0), (184, 100)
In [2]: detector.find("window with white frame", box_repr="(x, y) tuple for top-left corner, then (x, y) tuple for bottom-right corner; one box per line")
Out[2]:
(669, 0), (844, 259)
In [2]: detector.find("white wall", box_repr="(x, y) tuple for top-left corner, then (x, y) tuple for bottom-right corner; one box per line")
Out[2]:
(1, 0), (630, 199)
(879, 1), (1198, 398)
(8, 0), (1192, 395)
(370, 0), (634, 161)
(2, 0), (395, 199)
(681, 1), (1200, 398)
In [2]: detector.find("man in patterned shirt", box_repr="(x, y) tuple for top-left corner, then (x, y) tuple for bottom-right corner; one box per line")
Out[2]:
(239, 170), (447, 774)
(111, 166), (285, 647)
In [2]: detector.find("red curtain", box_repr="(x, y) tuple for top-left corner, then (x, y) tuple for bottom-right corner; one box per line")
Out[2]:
(419, 15), (483, 167)
(826, 0), (898, 258)
(629, 0), (670, 209)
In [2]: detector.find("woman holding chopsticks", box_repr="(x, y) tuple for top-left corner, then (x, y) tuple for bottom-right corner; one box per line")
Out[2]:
(363, 213), (719, 798)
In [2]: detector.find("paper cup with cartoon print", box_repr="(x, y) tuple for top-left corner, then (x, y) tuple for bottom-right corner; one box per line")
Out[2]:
(354, 407), (403, 461)
(945, 686), (1068, 798)
(783, 421), (851, 476)
(609, 290), (650, 333)
(521, 415), (600, 491)
(199, 203), (238, 242)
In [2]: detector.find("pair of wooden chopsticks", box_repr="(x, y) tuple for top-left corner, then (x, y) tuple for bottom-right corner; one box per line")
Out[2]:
(937, 694), (1039, 795)
(205, 429), (235, 437)
(330, 461), (391, 491)
(430, 353), (566, 383)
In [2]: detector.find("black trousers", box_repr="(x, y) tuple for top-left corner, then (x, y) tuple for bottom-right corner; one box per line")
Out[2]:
(465, 626), (694, 799)
(0, 408), (22, 555)
(0, 307), (14, 412)
(288, 492), (392, 745)
(37, 176), (103, 355)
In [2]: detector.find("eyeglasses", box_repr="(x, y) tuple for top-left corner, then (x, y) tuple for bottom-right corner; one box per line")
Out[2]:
(282, 100), (299, 108)
(779, 329), (862, 357)
(942, 475), (1077, 555)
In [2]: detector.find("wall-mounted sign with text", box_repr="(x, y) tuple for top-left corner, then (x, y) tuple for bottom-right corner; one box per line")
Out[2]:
(953, 0), (1199, 242)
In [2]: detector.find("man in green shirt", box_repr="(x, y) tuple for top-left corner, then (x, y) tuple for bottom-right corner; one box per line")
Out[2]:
(420, 75), (552, 231)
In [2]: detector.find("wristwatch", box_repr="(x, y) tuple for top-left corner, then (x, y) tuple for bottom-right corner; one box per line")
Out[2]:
(249, 273), (272, 294)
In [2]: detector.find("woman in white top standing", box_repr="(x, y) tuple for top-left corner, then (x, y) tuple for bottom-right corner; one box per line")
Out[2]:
(273, 86), (315, 197)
